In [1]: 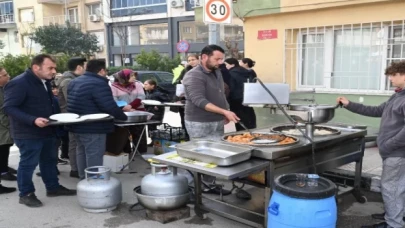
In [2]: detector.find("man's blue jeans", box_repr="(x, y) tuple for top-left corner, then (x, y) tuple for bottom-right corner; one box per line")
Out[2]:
(74, 133), (107, 179)
(14, 137), (60, 197)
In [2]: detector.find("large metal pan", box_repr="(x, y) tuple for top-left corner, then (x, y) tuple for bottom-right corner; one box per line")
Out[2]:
(222, 132), (300, 147)
(270, 125), (341, 137)
(114, 111), (153, 123)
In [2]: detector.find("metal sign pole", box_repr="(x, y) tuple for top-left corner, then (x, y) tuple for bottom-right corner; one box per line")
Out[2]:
(208, 24), (220, 45)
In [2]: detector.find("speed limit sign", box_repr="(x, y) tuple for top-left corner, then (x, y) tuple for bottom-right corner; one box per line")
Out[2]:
(203, 0), (232, 24)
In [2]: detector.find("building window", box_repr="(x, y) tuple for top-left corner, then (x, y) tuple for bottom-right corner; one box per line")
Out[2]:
(222, 25), (244, 41)
(285, 21), (405, 93)
(88, 3), (101, 16)
(14, 31), (18, 43)
(112, 26), (127, 46)
(179, 21), (208, 43)
(128, 25), (140, 45)
(20, 8), (34, 22)
(0, 1), (13, 23)
(186, 0), (201, 11)
(183, 27), (192, 34)
(139, 23), (168, 45)
(114, 54), (131, 66)
(110, 0), (167, 17)
(68, 8), (79, 23)
(90, 31), (105, 46)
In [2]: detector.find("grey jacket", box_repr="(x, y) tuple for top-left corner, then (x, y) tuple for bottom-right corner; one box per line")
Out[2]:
(183, 65), (229, 122)
(56, 71), (79, 113)
(346, 90), (405, 158)
(0, 86), (13, 145)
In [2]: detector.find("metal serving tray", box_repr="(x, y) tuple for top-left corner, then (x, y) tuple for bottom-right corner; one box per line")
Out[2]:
(175, 140), (252, 166)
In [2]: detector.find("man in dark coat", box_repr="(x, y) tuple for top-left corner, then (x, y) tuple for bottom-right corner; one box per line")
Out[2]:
(67, 59), (127, 179)
(4, 54), (76, 207)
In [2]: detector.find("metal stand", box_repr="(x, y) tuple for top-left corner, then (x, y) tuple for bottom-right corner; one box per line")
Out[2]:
(114, 120), (162, 171)
(305, 123), (315, 142)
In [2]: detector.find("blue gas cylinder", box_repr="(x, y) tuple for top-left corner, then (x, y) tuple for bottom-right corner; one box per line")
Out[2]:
(268, 173), (337, 228)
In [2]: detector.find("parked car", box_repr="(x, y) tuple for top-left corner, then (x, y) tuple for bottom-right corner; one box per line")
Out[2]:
(136, 71), (176, 98)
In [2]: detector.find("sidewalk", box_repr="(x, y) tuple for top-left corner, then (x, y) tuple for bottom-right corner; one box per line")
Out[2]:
(332, 146), (383, 193)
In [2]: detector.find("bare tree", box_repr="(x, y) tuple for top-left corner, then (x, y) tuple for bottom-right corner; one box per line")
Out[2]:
(18, 22), (36, 55)
(224, 38), (240, 59)
(102, 0), (138, 66)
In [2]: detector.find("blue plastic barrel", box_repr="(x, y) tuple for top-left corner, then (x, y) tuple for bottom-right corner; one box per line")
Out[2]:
(268, 173), (337, 228)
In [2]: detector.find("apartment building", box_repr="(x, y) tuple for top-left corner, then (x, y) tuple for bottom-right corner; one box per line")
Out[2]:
(14, 0), (106, 59)
(0, 0), (19, 57)
(103, 0), (244, 67)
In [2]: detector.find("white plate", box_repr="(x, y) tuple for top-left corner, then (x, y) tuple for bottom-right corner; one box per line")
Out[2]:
(50, 113), (79, 121)
(142, 100), (162, 105)
(80, 113), (110, 120)
(163, 102), (184, 106)
(56, 118), (86, 123)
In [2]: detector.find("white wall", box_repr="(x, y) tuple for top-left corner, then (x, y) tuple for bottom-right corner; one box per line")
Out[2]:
(0, 28), (21, 57)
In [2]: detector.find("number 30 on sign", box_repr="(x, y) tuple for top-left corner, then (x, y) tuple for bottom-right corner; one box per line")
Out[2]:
(203, 0), (232, 24)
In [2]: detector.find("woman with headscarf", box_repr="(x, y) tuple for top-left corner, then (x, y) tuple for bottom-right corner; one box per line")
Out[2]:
(224, 58), (257, 130)
(110, 69), (148, 154)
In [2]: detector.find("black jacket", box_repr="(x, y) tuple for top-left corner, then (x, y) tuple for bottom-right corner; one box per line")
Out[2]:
(229, 67), (254, 102)
(145, 86), (171, 121)
(67, 71), (127, 134)
(4, 69), (56, 139)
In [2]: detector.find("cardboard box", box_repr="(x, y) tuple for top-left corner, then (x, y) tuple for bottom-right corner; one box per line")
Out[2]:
(103, 152), (129, 172)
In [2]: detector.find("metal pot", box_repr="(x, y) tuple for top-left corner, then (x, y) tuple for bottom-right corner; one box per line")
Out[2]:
(134, 186), (190, 211)
(289, 104), (338, 124)
(141, 163), (189, 196)
(77, 166), (122, 213)
(114, 111), (153, 123)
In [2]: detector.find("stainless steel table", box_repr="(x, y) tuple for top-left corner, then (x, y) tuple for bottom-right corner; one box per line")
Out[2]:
(154, 124), (367, 228)
(153, 152), (271, 228)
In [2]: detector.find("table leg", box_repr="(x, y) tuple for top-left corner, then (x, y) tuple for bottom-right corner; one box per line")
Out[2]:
(264, 162), (275, 228)
(120, 125), (148, 171)
(193, 172), (207, 219)
(353, 139), (367, 203)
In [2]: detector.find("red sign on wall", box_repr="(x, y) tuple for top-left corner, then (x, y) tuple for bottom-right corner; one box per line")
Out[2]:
(258, 29), (278, 40)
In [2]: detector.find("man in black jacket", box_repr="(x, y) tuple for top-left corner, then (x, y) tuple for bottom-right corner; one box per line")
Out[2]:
(4, 54), (76, 208)
(67, 59), (127, 179)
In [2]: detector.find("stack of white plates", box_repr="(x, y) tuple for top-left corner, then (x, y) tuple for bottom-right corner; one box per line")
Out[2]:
(142, 100), (162, 105)
(49, 113), (110, 123)
(49, 113), (84, 123)
(80, 113), (110, 120)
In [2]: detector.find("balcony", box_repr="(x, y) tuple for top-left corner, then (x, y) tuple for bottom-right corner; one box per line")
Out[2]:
(38, 0), (79, 4)
(185, 0), (201, 11)
(0, 14), (15, 28)
(43, 15), (81, 29)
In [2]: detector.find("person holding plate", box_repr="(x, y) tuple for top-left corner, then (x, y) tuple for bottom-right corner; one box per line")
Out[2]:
(67, 59), (127, 179)
(3, 54), (76, 207)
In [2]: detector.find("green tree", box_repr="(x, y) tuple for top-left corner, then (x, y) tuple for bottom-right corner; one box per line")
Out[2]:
(31, 22), (98, 56)
(135, 49), (182, 72)
(135, 49), (162, 71)
(0, 40), (5, 50)
(0, 54), (32, 78)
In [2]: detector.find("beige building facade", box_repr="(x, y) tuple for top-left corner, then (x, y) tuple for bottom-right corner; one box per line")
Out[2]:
(15, 0), (106, 59)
